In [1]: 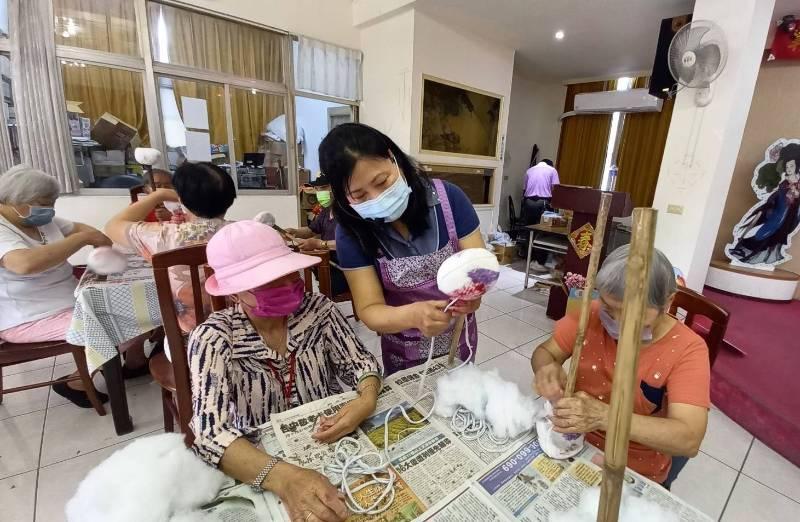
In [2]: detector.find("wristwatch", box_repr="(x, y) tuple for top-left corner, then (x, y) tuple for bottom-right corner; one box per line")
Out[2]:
(251, 455), (282, 492)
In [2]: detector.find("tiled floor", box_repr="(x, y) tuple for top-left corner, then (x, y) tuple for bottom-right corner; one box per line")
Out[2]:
(1, 264), (798, 521)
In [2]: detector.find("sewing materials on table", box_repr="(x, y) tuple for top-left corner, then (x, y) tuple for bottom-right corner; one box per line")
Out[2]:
(536, 193), (612, 460)
(86, 247), (128, 275)
(550, 486), (679, 522)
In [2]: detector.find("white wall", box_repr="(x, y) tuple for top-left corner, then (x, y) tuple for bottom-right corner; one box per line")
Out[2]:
(409, 10), (516, 230)
(181, 0), (360, 48)
(295, 97), (347, 175)
(358, 8), (416, 151)
(500, 70), (565, 229)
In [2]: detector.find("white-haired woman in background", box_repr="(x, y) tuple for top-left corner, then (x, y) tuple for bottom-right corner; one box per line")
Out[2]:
(0, 165), (111, 407)
(531, 245), (710, 489)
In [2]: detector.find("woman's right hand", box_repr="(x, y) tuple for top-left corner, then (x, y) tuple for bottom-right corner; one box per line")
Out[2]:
(535, 362), (567, 402)
(409, 300), (452, 337)
(79, 227), (113, 248)
(268, 463), (349, 522)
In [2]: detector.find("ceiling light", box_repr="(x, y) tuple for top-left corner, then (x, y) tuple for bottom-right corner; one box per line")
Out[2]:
(555, 30), (565, 40)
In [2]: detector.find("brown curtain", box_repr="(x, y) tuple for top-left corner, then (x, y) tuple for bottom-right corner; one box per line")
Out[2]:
(53, 0), (138, 55)
(170, 79), (227, 145)
(62, 64), (149, 145)
(230, 89), (284, 161)
(556, 81), (615, 187)
(615, 76), (675, 207)
(149, 3), (284, 83)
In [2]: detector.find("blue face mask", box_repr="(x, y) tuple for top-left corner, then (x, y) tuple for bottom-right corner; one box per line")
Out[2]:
(599, 307), (653, 343)
(16, 206), (56, 227)
(349, 160), (412, 222)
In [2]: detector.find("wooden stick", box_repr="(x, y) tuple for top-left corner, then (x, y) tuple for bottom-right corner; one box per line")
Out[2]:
(565, 192), (613, 397)
(597, 208), (658, 522)
(447, 315), (466, 365)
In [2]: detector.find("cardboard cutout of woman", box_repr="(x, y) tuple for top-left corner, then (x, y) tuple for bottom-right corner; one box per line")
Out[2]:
(726, 140), (800, 267)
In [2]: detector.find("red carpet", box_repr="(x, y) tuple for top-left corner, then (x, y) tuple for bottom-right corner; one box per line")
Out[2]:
(701, 287), (800, 468)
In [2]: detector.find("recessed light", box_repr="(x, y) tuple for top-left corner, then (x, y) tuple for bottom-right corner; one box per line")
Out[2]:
(555, 30), (565, 40)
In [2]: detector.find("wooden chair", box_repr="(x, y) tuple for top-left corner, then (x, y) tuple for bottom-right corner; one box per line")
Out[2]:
(668, 287), (730, 367)
(149, 244), (226, 445)
(129, 184), (146, 204)
(302, 249), (359, 321)
(0, 341), (105, 416)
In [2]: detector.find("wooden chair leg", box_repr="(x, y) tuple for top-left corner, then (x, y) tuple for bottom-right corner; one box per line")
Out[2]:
(0, 365), (4, 404)
(71, 348), (107, 416)
(162, 388), (175, 433)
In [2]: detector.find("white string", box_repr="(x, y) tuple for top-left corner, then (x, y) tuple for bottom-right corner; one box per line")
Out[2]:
(415, 298), (459, 397)
(449, 406), (514, 453)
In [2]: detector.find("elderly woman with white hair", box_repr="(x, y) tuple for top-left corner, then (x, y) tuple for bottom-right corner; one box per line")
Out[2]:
(0, 164), (112, 406)
(531, 245), (709, 489)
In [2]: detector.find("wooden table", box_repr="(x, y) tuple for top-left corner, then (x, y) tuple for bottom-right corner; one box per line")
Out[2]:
(523, 223), (570, 290)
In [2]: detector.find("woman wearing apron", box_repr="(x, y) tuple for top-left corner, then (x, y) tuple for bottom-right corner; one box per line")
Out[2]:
(320, 123), (486, 375)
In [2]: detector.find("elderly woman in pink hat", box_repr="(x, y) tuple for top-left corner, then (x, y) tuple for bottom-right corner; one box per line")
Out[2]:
(189, 220), (381, 522)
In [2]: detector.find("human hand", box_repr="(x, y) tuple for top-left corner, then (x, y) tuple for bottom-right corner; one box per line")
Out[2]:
(170, 211), (187, 225)
(410, 300), (453, 337)
(269, 463), (349, 522)
(298, 237), (325, 252)
(153, 205), (173, 222)
(79, 227), (113, 248)
(312, 394), (377, 443)
(151, 188), (179, 203)
(284, 228), (298, 237)
(534, 362), (566, 402)
(449, 297), (481, 317)
(551, 391), (609, 434)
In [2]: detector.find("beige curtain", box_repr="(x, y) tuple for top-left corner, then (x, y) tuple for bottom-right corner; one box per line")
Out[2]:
(615, 76), (675, 207)
(171, 80), (227, 146)
(230, 90), (284, 161)
(53, 0), (138, 55)
(555, 81), (615, 188)
(11, 0), (79, 192)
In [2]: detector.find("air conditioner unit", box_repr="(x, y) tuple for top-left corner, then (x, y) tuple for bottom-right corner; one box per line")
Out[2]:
(568, 88), (663, 117)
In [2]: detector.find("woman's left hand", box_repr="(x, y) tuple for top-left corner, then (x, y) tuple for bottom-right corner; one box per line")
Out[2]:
(312, 395), (377, 443)
(551, 391), (609, 434)
(298, 237), (325, 252)
(449, 297), (481, 316)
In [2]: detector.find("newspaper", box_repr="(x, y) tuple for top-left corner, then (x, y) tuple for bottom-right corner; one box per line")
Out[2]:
(196, 478), (289, 522)
(418, 483), (509, 522)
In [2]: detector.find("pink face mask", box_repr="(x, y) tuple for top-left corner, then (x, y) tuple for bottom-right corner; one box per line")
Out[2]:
(246, 279), (305, 317)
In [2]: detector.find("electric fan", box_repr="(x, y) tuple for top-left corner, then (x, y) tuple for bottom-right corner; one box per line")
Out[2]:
(668, 20), (728, 106)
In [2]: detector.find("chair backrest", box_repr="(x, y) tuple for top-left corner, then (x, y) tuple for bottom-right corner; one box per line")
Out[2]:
(668, 287), (729, 367)
(129, 184), (146, 204)
(508, 195), (517, 230)
(151, 244), (226, 441)
(301, 248), (332, 298)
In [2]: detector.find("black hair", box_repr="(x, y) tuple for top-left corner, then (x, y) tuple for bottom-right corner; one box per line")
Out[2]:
(542, 159), (554, 167)
(172, 162), (236, 218)
(778, 143), (800, 173)
(319, 123), (431, 258)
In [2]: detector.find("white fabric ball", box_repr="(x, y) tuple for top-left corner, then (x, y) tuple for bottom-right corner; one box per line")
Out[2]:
(87, 247), (128, 275)
(253, 211), (276, 226)
(437, 247), (500, 300)
(134, 147), (162, 166)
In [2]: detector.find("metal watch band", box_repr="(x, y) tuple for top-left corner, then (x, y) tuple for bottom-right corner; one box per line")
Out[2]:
(250, 455), (282, 492)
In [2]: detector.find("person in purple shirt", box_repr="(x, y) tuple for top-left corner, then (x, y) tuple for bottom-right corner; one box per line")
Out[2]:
(522, 159), (560, 271)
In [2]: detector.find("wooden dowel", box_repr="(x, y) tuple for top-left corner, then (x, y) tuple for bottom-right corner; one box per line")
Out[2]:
(597, 208), (658, 522)
(565, 192), (613, 397)
(447, 315), (466, 364)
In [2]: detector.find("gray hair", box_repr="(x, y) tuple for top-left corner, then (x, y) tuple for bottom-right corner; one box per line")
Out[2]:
(0, 164), (61, 205)
(595, 244), (677, 309)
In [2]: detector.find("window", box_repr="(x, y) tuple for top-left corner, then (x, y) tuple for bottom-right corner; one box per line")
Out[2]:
(53, 0), (139, 56)
(231, 88), (288, 189)
(0, 53), (19, 164)
(61, 62), (149, 188)
(295, 96), (354, 182)
(600, 77), (633, 191)
(0, 0), (8, 38)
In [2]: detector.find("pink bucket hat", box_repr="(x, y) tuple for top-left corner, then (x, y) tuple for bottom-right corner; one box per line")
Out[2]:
(205, 220), (320, 296)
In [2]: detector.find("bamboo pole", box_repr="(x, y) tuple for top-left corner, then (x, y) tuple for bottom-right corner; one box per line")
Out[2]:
(565, 192), (613, 397)
(597, 208), (658, 522)
(447, 315), (466, 365)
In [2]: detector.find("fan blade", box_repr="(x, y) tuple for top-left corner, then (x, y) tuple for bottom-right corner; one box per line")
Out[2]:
(686, 25), (711, 50)
(695, 43), (722, 81)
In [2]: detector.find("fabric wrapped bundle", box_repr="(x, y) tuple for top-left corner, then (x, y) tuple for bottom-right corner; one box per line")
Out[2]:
(436, 247), (500, 300)
(134, 147), (162, 166)
(536, 401), (585, 459)
(86, 247), (128, 275)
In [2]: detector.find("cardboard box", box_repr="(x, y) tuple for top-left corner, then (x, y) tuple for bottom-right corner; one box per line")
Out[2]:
(91, 112), (138, 150)
(541, 213), (568, 227)
(493, 243), (516, 265)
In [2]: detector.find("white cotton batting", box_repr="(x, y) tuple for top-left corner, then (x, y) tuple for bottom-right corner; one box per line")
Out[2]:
(134, 147), (162, 166)
(536, 400), (585, 460)
(86, 247), (128, 275)
(549, 486), (680, 522)
(433, 363), (489, 419)
(66, 433), (226, 522)
(483, 371), (538, 439)
(253, 211), (276, 226)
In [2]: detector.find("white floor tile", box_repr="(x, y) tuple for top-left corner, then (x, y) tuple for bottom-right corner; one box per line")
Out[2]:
(479, 350), (535, 395)
(0, 368), (52, 421)
(514, 333), (550, 359)
(722, 474), (800, 522)
(40, 382), (162, 467)
(506, 304), (555, 333)
(54, 354), (72, 366)
(0, 470), (36, 522)
(0, 411), (44, 479)
(36, 439), (138, 522)
(474, 334), (511, 364)
(670, 451), (738, 520)
(474, 303), (504, 323)
(742, 439), (800, 502)
(700, 408), (753, 470)
(478, 315), (546, 349)
(481, 291), (531, 313)
(494, 271), (526, 292)
(3, 357), (54, 377)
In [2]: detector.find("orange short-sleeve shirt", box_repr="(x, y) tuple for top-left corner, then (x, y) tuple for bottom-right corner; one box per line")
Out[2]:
(553, 301), (710, 483)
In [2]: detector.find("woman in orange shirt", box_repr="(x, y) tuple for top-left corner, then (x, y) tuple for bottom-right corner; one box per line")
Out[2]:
(531, 245), (710, 488)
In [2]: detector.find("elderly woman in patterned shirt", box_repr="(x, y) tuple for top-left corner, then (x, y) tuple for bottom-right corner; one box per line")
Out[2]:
(190, 220), (382, 522)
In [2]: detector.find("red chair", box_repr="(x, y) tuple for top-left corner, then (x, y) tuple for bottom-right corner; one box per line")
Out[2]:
(668, 287), (730, 367)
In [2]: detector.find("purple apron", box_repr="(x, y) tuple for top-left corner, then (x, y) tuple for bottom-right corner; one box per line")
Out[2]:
(377, 179), (478, 374)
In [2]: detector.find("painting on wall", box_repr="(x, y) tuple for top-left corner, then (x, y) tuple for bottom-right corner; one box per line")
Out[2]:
(725, 138), (800, 268)
(420, 76), (502, 159)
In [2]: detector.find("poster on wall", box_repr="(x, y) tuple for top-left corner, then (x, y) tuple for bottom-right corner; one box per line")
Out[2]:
(420, 76), (502, 159)
(725, 138), (800, 268)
